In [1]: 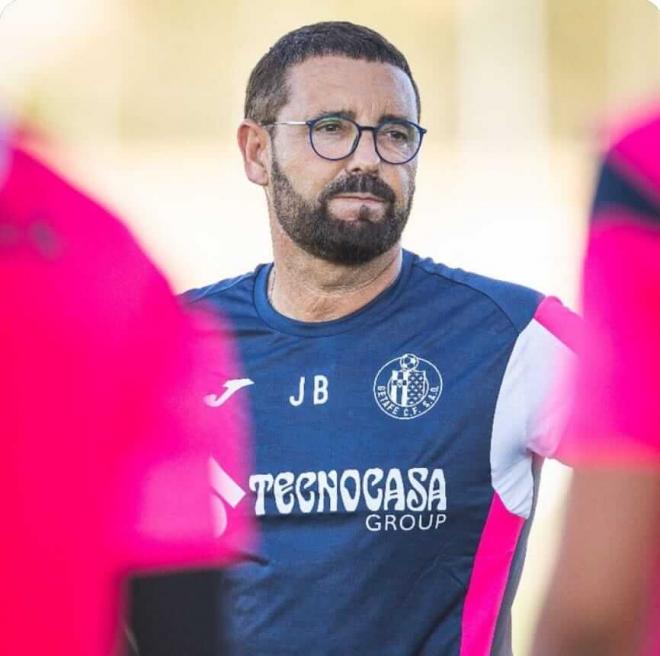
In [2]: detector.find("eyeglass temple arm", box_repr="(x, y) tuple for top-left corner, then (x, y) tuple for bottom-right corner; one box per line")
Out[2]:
(260, 121), (309, 127)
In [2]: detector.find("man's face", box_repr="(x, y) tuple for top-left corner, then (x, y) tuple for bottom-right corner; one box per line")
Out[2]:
(267, 56), (419, 265)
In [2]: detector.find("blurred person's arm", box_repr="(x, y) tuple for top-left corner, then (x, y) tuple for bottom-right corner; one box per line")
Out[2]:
(533, 468), (660, 656)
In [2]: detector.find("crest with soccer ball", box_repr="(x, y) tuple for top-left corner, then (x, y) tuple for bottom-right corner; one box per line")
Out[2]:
(373, 353), (443, 420)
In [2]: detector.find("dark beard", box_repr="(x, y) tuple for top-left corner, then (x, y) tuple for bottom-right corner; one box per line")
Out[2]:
(270, 156), (414, 266)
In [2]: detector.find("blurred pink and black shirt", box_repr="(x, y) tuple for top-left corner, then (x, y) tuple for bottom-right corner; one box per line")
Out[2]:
(557, 107), (660, 654)
(559, 108), (660, 464)
(0, 131), (252, 655)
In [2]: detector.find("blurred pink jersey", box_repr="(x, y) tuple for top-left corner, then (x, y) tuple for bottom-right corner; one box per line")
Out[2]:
(557, 107), (660, 655)
(559, 107), (660, 465)
(0, 135), (252, 655)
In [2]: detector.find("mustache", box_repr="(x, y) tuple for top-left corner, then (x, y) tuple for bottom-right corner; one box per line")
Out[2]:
(320, 175), (396, 205)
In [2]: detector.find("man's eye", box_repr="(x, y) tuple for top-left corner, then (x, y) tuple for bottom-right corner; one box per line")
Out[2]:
(314, 120), (347, 133)
(385, 129), (410, 142)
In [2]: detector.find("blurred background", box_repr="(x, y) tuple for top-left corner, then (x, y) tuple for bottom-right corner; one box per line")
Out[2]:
(2, 1), (659, 652)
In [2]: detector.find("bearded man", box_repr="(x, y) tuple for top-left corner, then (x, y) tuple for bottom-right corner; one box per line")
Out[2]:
(135, 21), (576, 656)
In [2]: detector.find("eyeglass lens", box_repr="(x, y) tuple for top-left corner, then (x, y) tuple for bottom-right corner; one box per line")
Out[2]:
(310, 117), (421, 163)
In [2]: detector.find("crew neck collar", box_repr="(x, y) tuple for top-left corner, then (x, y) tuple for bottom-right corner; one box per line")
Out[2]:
(254, 250), (414, 337)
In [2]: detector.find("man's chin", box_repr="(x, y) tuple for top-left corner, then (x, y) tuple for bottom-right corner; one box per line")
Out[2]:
(310, 245), (384, 266)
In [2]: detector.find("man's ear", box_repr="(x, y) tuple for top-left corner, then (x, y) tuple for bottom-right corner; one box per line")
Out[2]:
(237, 119), (270, 186)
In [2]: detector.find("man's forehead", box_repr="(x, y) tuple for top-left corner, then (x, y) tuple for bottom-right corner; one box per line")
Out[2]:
(283, 55), (417, 120)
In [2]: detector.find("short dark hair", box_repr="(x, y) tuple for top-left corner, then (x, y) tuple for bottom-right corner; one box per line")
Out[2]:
(244, 21), (421, 124)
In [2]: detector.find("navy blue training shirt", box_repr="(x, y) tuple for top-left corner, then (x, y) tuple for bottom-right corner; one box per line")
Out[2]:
(184, 250), (574, 656)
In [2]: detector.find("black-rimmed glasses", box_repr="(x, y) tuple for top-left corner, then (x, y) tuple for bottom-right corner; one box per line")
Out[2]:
(262, 115), (427, 165)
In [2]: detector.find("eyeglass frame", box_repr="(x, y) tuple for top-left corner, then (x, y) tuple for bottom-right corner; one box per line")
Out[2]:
(261, 115), (427, 165)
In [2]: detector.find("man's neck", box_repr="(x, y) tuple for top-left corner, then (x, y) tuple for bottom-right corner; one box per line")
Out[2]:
(268, 240), (402, 323)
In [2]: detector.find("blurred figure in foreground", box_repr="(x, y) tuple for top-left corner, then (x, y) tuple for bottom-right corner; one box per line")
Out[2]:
(533, 107), (660, 656)
(0, 126), (252, 655)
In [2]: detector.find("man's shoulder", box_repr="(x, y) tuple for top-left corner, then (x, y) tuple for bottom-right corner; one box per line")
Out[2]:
(409, 252), (545, 333)
(181, 267), (263, 307)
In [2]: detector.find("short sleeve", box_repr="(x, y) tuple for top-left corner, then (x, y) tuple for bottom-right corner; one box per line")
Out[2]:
(490, 300), (577, 517)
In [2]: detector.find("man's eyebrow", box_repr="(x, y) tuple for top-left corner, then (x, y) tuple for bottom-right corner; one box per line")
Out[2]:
(378, 112), (414, 123)
(312, 110), (415, 123)
(313, 109), (357, 120)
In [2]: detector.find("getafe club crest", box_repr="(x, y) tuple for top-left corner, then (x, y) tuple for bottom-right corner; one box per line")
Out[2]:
(373, 353), (442, 420)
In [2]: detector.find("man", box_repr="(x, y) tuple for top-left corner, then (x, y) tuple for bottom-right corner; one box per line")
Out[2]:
(0, 127), (251, 655)
(533, 108), (660, 656)
(181, 21), (575, 655)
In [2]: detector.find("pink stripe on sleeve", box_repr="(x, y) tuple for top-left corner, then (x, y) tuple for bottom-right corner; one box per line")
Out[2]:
(534, 296), (581, 352)
(459, 494), (524, 656)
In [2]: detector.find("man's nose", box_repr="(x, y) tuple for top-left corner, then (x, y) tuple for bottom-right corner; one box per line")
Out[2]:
(345, 129), (381, 175)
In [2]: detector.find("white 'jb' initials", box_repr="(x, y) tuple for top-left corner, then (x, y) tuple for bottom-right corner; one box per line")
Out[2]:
(289, 375), (329, 407)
